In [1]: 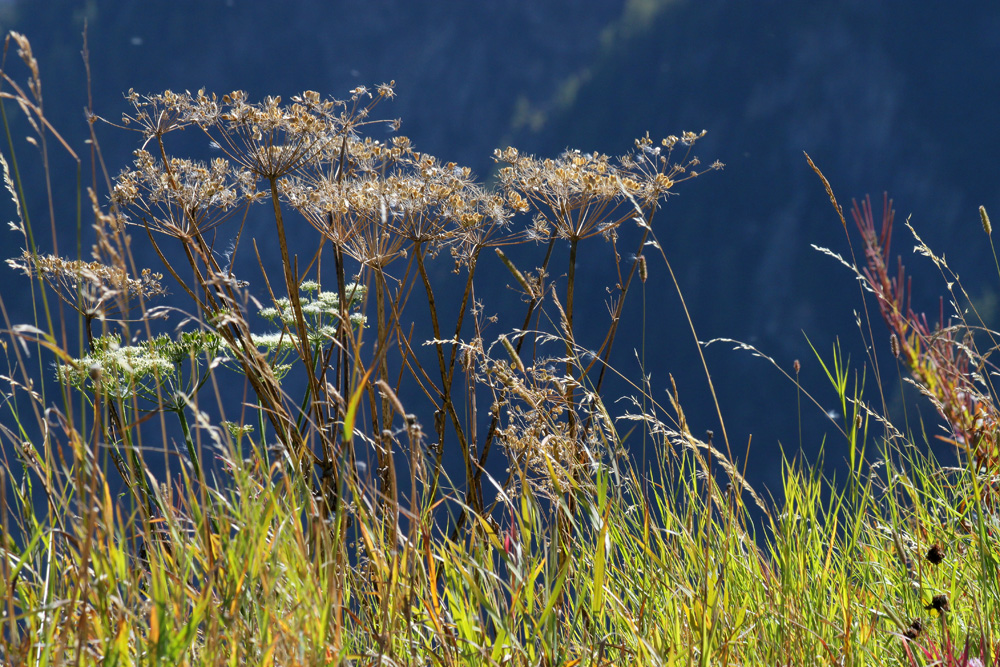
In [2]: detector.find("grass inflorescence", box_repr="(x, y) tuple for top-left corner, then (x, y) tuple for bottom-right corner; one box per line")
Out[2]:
(0, 30), (998, 666)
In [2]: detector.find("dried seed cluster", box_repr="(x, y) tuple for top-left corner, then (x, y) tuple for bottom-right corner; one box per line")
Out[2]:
(7, 250), (164, 319)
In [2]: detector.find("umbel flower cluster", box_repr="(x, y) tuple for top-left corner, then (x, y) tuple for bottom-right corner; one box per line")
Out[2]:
(256, 280), (368, 346)
(58, 331), (222, 400)
(494, 131), (717, 243)
(7, 250), (165, 319)
(57, 280), (370, 400)
(46, 85), (719, 498)
(20, 77), (719, 526)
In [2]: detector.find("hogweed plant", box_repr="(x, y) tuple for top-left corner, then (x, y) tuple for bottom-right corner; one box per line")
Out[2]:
(1, 29), (999, 666)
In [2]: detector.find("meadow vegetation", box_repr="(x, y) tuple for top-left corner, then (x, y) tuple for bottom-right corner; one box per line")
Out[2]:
(1, 31), (998, 665)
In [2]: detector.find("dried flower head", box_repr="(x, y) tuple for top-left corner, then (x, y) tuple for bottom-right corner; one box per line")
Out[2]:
(119, 89), (193, 147)
(7, 32), (41, 102)
(284, 136), (509, 268)
(161, 87), (397, 182)
(113, 150), (263, 240)
(494, 132), (720, 243)
(485, 345), (612, 496)
(7, 250), (165, 319)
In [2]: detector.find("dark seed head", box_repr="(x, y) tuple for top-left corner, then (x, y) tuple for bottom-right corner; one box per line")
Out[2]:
(926, 543), (945, 565)
(924, 594), (949, 614)
(903, 618), (923, 640)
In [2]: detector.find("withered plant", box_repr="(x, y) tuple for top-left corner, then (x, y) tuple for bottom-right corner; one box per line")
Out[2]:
(0, 30), (728, 665)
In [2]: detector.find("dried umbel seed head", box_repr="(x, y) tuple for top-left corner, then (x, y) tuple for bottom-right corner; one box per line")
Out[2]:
(926, 543), (945, 564)
(981, 205), (992, 235)
(903, 618), (923, 640)
(924, 594), (949, 614)
(7, 251), (166, 319)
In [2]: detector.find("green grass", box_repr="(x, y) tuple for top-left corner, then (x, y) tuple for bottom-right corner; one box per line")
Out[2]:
(1, 30), (998, 665)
